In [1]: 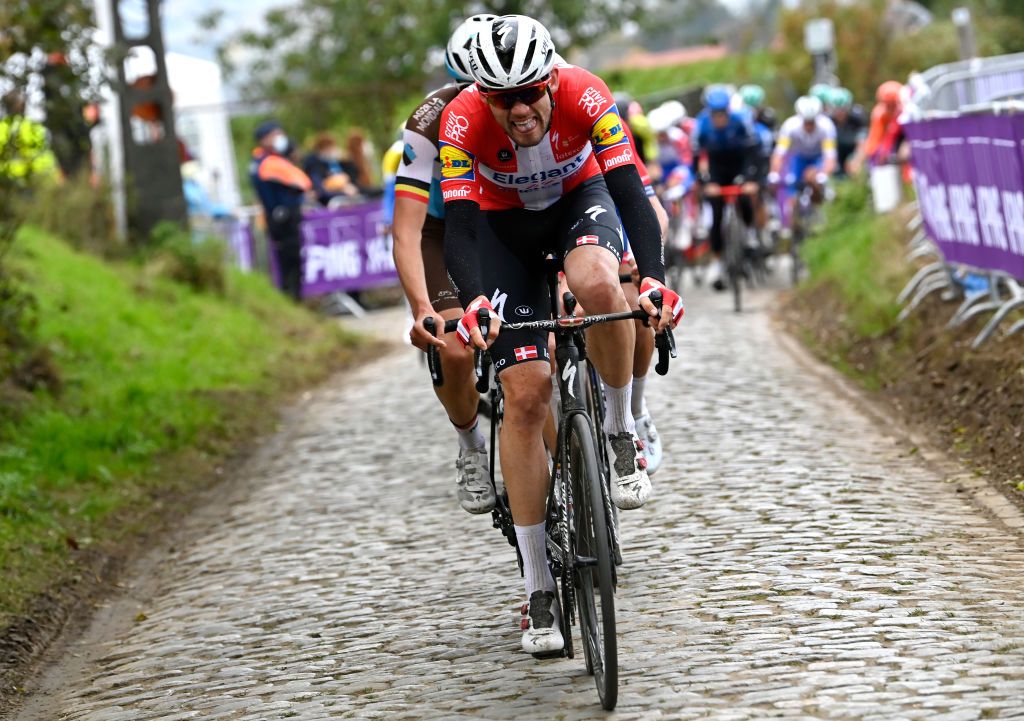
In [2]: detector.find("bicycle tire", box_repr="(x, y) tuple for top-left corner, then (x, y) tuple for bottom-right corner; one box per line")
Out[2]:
(583, 364), (622, 572)
(723, 206), (744, 313)
(790, 225), (804, 287)
(566, 413), (618, 710)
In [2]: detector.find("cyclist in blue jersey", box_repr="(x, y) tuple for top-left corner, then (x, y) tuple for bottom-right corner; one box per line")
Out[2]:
(691, 85), (762, 290)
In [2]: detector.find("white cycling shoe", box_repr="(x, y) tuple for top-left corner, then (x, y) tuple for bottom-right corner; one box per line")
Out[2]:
(634, 414), (663, 475)
(455, 447), (495, 514)
(606, 431), (652, 510)
(521, 590), (564, 656)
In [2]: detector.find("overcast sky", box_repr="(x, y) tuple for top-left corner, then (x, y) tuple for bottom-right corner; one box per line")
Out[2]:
(161, 0), (293, 60)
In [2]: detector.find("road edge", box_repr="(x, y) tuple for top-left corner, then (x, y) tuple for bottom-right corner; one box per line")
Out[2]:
(771, 310), (1024, 537)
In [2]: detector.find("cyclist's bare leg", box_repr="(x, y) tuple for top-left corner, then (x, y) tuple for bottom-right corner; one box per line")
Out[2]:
(619, 271), (655, 378)
(803, 166), (824, 203)
(436, 307), (479, 426)
(498, 360), (554, 526)
(563, 246), (633, 390)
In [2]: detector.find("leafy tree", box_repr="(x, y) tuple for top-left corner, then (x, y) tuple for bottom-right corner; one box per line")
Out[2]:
(210, 0), (648, 151)
(0, 1), (98, 392)
(772, 0), (1024, 108)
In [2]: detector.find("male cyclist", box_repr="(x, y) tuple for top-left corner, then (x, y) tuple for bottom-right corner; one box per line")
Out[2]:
(826, 87), (866, 177)
(691, 85), (762, 291)
(769, 95), (837, 221)
(392, 14), (497, 514)
(439, 15), (682, 656)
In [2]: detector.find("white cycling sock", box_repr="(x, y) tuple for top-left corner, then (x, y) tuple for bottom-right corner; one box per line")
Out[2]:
(516, 522), (555, 597)
(453, 415), (486, 451)
(631, 376), (648, 417)
(603, 382), (635, 436)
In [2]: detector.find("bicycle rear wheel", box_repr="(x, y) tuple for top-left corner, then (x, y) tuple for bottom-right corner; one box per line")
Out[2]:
(566, 413), (617, 710)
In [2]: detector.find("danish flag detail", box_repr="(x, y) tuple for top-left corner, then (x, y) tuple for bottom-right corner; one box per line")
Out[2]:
(576, 234), (599, 246)
(514, 345), (539, 361)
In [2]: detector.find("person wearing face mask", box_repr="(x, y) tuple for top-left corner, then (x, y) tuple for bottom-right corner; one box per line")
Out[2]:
(303, 132), (359, 207)
(250, 119), (313, 301)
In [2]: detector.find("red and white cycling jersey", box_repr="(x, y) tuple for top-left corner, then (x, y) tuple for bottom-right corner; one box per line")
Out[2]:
(438, 63), (646, 211)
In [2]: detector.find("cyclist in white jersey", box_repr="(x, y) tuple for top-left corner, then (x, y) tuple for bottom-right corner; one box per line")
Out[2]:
(769, 96), (837, 204)
(392, 15), (498, 514)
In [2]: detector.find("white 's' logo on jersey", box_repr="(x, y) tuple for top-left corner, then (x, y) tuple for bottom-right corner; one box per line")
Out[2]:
(586, 205), (607, 221)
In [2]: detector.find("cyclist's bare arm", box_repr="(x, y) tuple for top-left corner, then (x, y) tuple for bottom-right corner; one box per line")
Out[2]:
(392, 196), (444, 350)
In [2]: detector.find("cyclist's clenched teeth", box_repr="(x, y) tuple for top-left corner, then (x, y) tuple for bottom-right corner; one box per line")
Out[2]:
(513, 117), (539, 132)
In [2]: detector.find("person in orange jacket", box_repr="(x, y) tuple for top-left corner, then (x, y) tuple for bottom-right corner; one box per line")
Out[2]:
(249, 120), (313, 301)
(849, 81), (907, 175)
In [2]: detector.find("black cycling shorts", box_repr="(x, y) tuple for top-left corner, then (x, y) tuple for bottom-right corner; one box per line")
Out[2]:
(477, 176), (624, 375)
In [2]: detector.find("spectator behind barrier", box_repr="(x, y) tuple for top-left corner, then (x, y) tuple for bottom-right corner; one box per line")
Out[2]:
(302, 132), (360, 207)
(249, 118), (313, 302)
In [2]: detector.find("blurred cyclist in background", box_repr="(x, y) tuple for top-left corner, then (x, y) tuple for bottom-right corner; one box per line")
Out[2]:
(769, 95), (837, 228)
(849, 80), (906, 175)
(826, 87), (867, 178)
(691, 84), (762, 291)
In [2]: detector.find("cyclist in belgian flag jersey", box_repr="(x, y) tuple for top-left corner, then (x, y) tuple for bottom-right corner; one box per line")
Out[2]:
(392, 15), (498, 516)
(439, 15), (683, 656)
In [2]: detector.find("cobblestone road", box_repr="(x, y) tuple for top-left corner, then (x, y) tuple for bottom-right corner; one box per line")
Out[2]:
(13, 285), (1024, 721)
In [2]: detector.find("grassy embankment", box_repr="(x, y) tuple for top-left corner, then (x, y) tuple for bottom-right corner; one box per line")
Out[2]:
(0, 226), (364, 630)
(790, 182), (911, 388)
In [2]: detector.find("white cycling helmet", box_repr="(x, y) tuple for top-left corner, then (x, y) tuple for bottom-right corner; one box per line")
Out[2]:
(445, 14), (497, 82)
(662, 99), (687, 125)
(468, 15), (556, 90)
(795, 95), (823, 121)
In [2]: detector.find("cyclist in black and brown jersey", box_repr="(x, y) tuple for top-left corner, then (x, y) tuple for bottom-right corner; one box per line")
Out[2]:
(392, 14), (498, 515)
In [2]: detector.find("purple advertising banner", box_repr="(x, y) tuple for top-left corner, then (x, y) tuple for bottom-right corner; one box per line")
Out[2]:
(905, 113), (1024, 280)
(298, 202), (397, 295)
(236, 201), (399, 296)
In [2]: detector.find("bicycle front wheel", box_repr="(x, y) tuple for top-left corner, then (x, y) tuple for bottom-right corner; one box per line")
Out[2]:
(567, 413), (618, 710)
(723, 207), (744, 313)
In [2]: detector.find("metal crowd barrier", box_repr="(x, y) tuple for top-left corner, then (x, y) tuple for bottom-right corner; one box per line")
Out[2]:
(897, 90), (1024, 347)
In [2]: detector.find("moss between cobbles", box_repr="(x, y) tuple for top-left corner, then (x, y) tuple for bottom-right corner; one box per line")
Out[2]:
(0, 226), (368, 637)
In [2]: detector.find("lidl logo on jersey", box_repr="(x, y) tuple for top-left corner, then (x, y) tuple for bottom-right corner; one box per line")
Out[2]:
(591, 109), (627, 148)
(440, 144), (475, 180)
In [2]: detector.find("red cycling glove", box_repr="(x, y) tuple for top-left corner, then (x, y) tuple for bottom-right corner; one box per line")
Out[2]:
(639, 278), (685, 328)
(456, 296), (495, 348)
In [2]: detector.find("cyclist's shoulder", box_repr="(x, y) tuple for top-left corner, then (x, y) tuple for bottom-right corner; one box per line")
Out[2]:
(779, 115), (802, 134)
(439, 86), (491, 148)
(406, 82), (469, 137)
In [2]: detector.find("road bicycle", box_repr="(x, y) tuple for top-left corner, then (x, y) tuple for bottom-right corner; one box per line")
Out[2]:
(706, 183), (754, 313)
(788, 181), (818, 287)
(424, 265), (675, 710)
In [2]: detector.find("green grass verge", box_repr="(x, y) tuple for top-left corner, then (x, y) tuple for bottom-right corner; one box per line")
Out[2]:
(0, 226), (363, 626)
(800, 182), (909, 338)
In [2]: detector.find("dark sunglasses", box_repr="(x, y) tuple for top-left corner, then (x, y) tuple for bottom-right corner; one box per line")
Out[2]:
(479, 79), (550, 110)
